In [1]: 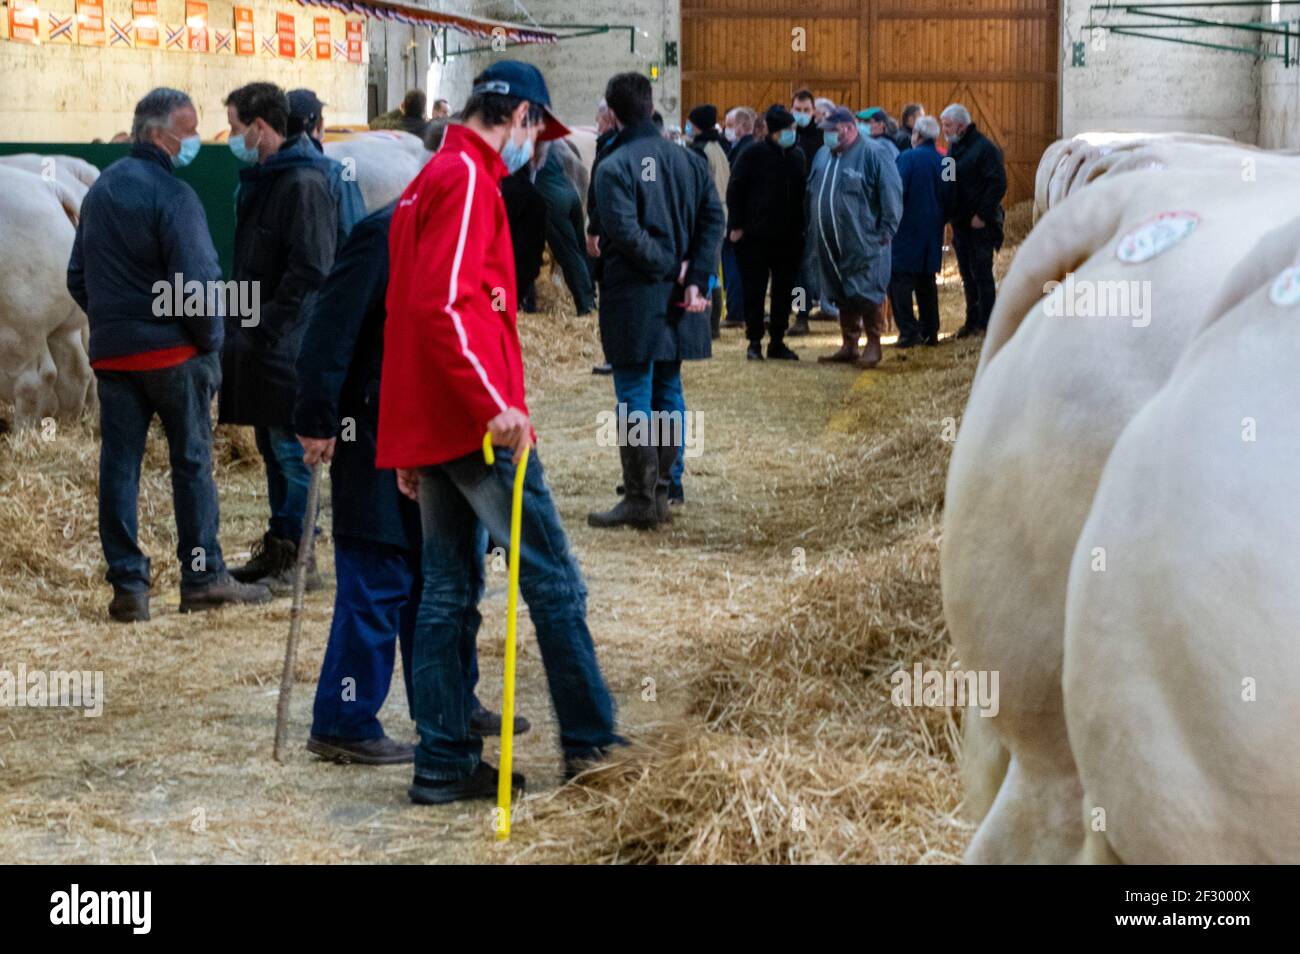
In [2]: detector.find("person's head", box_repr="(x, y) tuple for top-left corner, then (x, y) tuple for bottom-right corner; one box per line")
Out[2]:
(463, 61), (569, 172)
(765, 104), (797, 149)
(813, 97), (836, 123)
(940, 103), (972, 143)
(131, 87), (200, 168)
(913, 114), (941, 147)
(791, 88), (815, 128)
(224, 82), (288, 164)
(286, 88), (326, 143)
(595, 98), (614, 134)
(900, 103), (924, 131)
(432, 98), (450, 118)
(685, 104), (717, 140)
(856, 107), (888, 138)
(724, 106), (755, 144)
(604, 72), (654, 127)
(818, 106), (857, 153)
(401, 89), (427, 120)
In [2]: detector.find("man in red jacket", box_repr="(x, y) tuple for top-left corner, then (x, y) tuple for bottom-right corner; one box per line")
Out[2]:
(378, 61), (624, 804)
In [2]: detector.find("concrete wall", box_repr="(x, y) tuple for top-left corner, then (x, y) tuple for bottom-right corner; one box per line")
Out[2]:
(0, 0), (367, 142)
(1060, 0), (1260, 144)
(1260, 50), (1300, 149)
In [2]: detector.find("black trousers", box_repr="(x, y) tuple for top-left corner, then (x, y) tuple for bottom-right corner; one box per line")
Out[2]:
(952, 227), (998, 331)
(736, 236), (800, 345)
(888, 270), (940, 344)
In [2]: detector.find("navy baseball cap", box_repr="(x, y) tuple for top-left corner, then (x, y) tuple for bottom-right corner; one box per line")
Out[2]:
(287, 89), (326, 121)
(472, 60), (571, 141)
(818, 106), (855, 130)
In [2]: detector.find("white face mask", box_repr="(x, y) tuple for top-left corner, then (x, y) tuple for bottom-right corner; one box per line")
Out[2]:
(725, 128), (739, 143)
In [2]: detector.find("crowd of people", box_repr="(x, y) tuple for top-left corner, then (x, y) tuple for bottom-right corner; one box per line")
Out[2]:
(64, 61), (1007, 806)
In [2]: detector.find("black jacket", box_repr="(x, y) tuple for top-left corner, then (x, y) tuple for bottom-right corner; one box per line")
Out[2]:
(591, 120), (725, 366)
(727, 133), (755, 167)
(67, 143), (223, 363)
(501, 167), (548, 299)
(293, 203), (420, 553)
(220, 135), (338, 427)
(795, 122), (823, 167)
(894, 128), (914, 153)
(948, 124), (1007, 247)
(726, 138), (806, 246)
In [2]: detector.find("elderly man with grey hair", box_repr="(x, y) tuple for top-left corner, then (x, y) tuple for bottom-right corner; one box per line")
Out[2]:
(67, 87), (272, 622)
(940, 103), (1006, 338)
(888, 114), (952, 347)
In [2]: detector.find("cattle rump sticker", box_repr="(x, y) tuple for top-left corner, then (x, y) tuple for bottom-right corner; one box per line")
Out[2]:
(1269, 260), (1300, 308)
(1115, 211), (1199, 264)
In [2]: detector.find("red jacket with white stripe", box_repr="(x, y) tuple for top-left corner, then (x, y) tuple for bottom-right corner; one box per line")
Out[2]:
(376, 123), (530, 468)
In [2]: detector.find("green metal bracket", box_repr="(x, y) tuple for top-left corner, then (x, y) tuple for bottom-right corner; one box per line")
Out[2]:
(1084, 2), (1300, 66)
(438, 23), (638, 60)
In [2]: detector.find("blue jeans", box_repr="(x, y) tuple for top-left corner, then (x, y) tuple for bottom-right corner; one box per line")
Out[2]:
(413, 448), (620, 779)
(254, 424), (312, 543)
(95, 351), (225, 593)
(611, 360), (685, 491)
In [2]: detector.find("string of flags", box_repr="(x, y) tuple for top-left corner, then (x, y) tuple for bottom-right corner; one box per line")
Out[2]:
(4, 0), (558, 54)
(4, 1), (368, 62)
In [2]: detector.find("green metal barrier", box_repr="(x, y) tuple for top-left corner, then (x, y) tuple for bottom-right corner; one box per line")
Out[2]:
(0, 142), (243, 278)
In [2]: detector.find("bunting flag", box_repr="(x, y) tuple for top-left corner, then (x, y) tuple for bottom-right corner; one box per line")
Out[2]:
(260, 33), (277, 55)
(77, 0), (106, 46)
(333, 38), (347, 62)
(298, 35), (312, 59)
(185, 0), (208, 52)
(214, 28), (231, 52)
(165, 23), (184, 48)
(110, 18), (134, 46)
(48, 13), (75, 42)
(292, 0), (557, 45)
(133, 0), (159, 47)
(234, 6), (254, 55)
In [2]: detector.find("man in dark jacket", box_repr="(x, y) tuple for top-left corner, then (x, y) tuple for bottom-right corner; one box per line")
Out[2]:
(889, 115), (951, 347)
(791, 88), (824, 334)
(220, 82), (338, 592)
(896, 103), (925, 153)
(941, 103), (1007, 338)
(587, 71), (724, 528)
(501, 162), (548, 307)
(293, 203), (526, 765)
(726, 104), (806, 361)
(67, 87), (271, 622)
(287, 88), (366, 250)
(719, 106), (756, 330)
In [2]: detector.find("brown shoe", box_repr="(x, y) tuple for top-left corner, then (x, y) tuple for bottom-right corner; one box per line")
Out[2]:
(818, 343), (860, 363)
(108, 590), (150, 623)
(854, 334), (883, 369)
(179, 573), (273, 612)
(307, 734), (415, 765)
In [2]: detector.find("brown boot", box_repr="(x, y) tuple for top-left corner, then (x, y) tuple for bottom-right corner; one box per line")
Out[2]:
(855, 333), (883, 369)
(179, 573), (273, 612)
(818, 313), (862, 363)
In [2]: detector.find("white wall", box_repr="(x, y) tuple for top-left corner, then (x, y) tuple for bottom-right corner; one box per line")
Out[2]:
(1, 0), (367, 141)
(1060, 0), (1260, 143)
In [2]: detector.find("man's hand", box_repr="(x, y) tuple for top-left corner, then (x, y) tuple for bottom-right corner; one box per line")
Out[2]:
(586, 234), (601, 257)
(728, 229), (743, 243)
(487, 406), (534, 457)
(971, 214), (985, 229)
(684, 285), (709, 313)
(298, 435), (336, 466)
(396, 468), (420, 501)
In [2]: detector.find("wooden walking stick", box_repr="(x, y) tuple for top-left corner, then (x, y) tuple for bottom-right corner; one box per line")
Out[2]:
(273, 461), (323, 763)
(482, 433), (528, 840)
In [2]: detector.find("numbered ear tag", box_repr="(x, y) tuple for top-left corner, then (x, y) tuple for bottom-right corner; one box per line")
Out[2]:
(1116, 211), (1199, 264)
(1269, 259), (1300, 308)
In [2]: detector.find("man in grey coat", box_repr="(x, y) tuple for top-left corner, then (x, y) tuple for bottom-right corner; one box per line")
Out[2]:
(586, 72), (724, 528)
(808, 106), (903, 368)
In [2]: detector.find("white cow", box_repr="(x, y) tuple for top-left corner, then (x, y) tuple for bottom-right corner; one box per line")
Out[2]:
(0, 165), (92, 425)
(943, 161), (1300, 863)
(1063, 215), (1300, 863)
(323, 131), (429, 213)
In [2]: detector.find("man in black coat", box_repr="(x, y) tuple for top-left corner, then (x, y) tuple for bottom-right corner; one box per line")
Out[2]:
(501, 163), (548, 308)
(587, 72), (724, 528)
(293, 204), (526, 764)
(220, 82), (338, 592)
(790, 88), (823, 334)
(726, 104), (806, 361)
(941, 103), (1007, 338)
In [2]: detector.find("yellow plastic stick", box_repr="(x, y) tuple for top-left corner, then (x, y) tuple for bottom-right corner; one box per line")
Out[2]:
(483, 433), (528, 840)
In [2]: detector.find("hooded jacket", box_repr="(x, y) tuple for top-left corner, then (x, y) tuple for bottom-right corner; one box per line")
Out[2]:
(219, 134), (338, 427)
(376, 122), (530, 468)
(806, 133), (903, 305)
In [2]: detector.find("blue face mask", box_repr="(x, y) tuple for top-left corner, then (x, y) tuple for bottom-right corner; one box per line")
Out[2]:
(228, 133), (259, 164)
(684, 121), (695, 138)
(173, 134), (201, 169)
(502, 132), (534, 173)
(856, 122), (871, 140)
(793, 111), (811, 127)
(824, 130), (840, 150)
(777, 128), (796, 148)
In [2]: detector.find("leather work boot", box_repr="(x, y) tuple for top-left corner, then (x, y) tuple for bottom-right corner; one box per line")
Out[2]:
(787, 315), (811, 337)
(588, 444), (659, 529)
(263, 539), (324, 597)
(230, 532), (293, 583)
(179, 573), (273, 613)
(408, 762), (525, 805)
(855, 333), (883, 369)
(307, 734), (415, 765)
(818, 313), (862, 363)
(108, 590), (150, 623)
